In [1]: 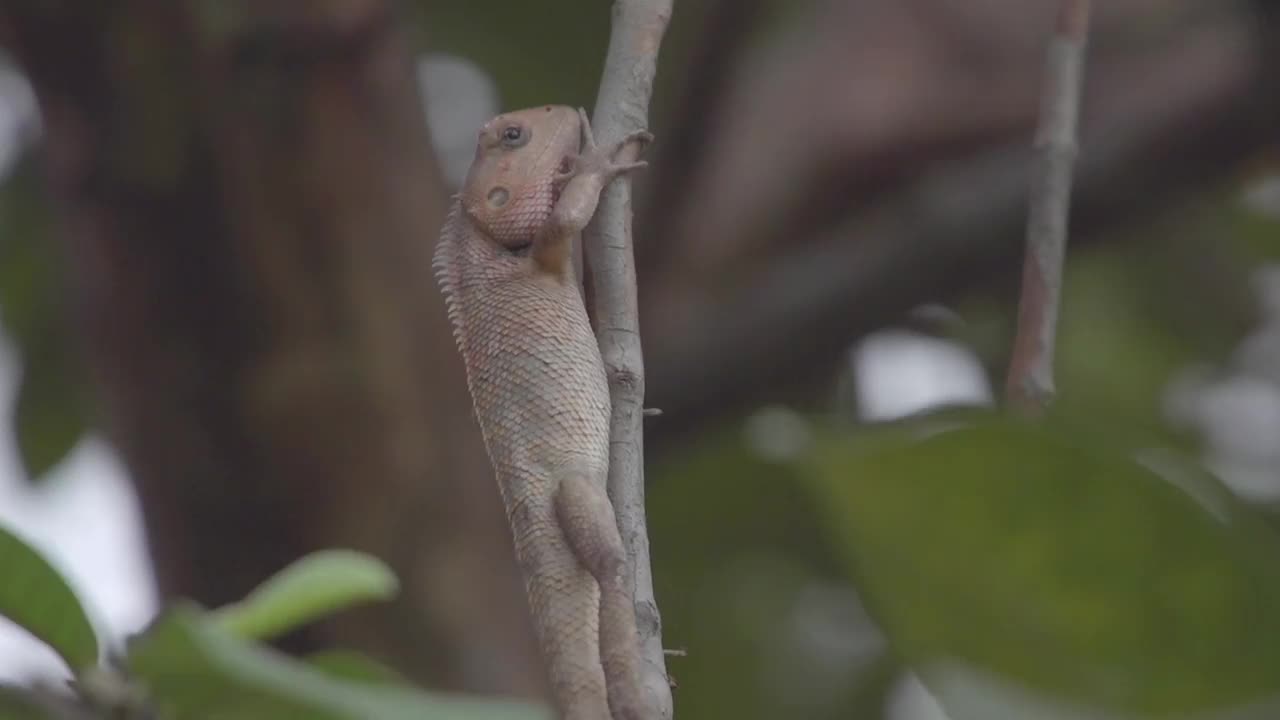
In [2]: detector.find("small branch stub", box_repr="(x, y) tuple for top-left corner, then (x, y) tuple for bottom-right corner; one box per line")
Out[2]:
(1006, 0), (1092, 415)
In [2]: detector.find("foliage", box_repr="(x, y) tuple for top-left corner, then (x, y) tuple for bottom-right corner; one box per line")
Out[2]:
(0, 157), (87, 482)
(651, 409), (1280, 719)
(0, 525), (549, 719)
(806, 415), (1280, 719)
(0, 524), (98, 674)
(210, 549), (400, 643)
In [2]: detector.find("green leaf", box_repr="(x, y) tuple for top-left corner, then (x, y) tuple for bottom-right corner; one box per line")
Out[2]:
(0, 523), (99, 673)
(0, 686), (58, 720)
(129, 605), (551, 720)
(307, 651), (408, 686)
(805, 416), (1280, 718)
(211, 549), (398, 641)
(13, 346), (85, 480)
(0, 157), (88, 482)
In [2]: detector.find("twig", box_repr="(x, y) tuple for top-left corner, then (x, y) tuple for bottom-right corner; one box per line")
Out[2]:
(584, 0), (675, 718)
(1005, 0), (1092, 415)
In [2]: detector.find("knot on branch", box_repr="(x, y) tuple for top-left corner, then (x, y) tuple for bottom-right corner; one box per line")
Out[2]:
(606, 364), (645, 395)
(635, 598), (663, 637)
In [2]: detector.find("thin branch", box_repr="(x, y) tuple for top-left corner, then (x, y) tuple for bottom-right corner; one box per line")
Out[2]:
(1005, 0), (1093, 415)
(584, 0), (675, 717)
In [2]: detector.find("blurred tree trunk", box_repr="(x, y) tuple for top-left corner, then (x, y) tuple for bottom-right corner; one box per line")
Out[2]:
(1, 0), (545, 701)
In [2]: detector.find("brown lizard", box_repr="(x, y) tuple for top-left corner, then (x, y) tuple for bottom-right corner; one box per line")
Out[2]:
(433, 105), (655, 720)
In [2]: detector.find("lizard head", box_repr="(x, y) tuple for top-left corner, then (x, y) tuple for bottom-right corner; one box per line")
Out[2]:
(459, 105), (581, 252)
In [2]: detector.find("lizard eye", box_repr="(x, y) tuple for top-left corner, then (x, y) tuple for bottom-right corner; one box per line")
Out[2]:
(500, 125), (528, 148)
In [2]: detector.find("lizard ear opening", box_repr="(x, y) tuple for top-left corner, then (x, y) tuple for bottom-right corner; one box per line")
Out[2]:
(487, 186), (510, 209)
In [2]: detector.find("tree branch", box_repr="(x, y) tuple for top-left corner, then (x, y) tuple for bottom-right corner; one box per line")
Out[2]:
(1006, 0), (1092, 414)
(585, 0), (675, 717)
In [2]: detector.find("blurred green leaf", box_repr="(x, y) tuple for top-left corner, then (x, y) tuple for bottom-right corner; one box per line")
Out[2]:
(805, 415), (1280, 718)
(1233, 192), (1280, 261)
(0, 523), (99, 674)
(211, 549), (398, 642)
(648, 418), (899, 720)
(0, 686), (57, 720)
(130, 605), (550, 720)
(13, 345), (84, 480)
(0, 156), (88, 482)
(0, 681), (69, 717)
(307, 651), (408, 686)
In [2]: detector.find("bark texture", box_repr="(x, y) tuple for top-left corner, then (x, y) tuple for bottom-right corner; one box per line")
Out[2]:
(585, 0), (675, 716)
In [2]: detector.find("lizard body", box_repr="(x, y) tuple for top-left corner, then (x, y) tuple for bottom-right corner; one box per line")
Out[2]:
(434, 105), (653, 720)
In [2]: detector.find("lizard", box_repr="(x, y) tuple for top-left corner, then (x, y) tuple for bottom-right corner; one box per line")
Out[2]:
(433, 104), (656, 720)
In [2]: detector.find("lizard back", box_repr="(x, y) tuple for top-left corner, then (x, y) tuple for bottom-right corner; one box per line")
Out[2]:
(434, 204), (612, 501)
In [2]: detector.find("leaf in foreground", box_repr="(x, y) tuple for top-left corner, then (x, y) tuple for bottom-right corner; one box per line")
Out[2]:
(0, 523), (98, 674)
(0, 159), (89, 483)
(0, 686), (58, 720)
(307, 650), (408, 686)
(130, 606), (551, 720)
(806, 416), (1280, 718)
(211, 549), (398, 642)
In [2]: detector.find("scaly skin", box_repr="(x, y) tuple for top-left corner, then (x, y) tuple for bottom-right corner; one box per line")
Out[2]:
(434, 105), (653, 720)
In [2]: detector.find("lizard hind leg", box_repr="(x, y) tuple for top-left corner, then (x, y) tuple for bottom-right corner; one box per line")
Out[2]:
(555, 470), (651, 720)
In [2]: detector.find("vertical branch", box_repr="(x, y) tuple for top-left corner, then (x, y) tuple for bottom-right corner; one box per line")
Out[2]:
(1006, 0), (1093, 414)
(585, 0), (675, 718)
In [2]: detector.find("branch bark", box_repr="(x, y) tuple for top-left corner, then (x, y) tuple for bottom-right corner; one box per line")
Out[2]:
(1006, 0), (1093, 414)
(585, 0), (675, 717)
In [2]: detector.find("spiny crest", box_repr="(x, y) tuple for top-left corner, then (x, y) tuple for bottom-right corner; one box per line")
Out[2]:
(432, 199), (467, 353)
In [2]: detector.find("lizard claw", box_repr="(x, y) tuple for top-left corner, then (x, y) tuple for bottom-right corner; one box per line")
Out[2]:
(576, 107), (599, 154)
(576, 107), (653, 162)
(571, 108), (653, 183)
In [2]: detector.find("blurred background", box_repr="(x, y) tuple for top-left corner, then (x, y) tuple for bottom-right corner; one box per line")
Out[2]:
(1, 0), (1279, 718)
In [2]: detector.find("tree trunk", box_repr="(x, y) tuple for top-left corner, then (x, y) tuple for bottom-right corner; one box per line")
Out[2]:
(2, 0), (545, 700)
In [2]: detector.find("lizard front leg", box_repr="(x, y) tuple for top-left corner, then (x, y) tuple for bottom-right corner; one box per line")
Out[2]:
(556, 469), (651, 720)
(533, 108), (652, 275)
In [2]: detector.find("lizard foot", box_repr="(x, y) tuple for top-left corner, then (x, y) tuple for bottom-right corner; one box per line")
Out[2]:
(565, 107), (652, 184)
